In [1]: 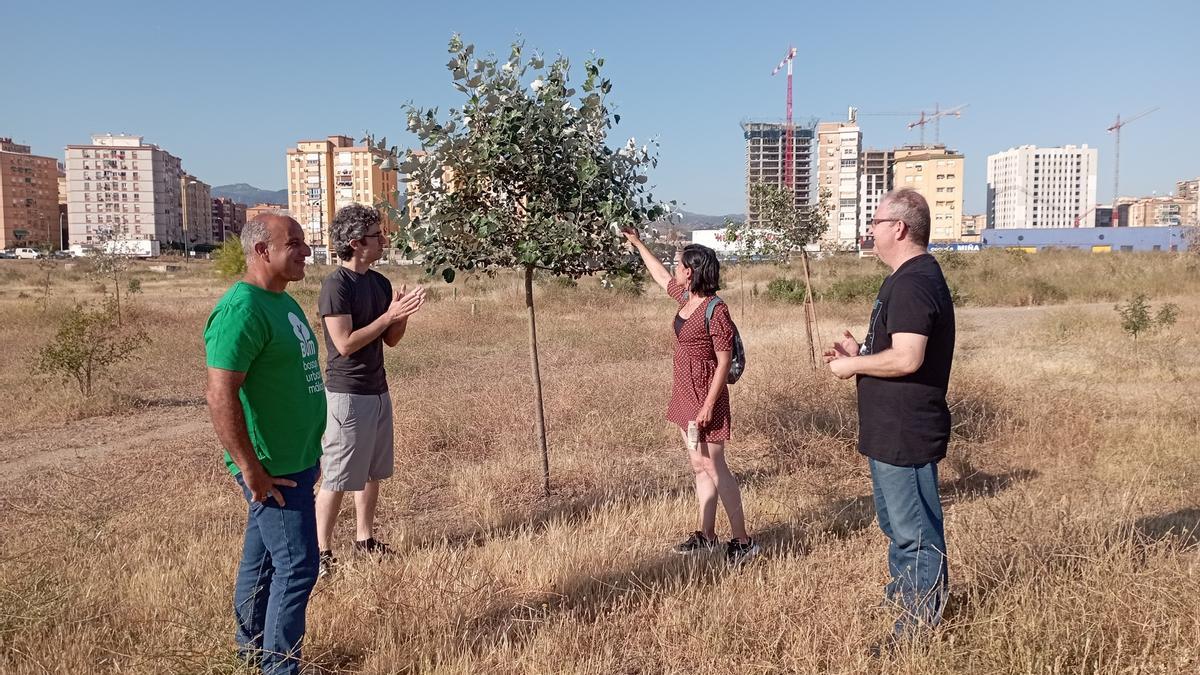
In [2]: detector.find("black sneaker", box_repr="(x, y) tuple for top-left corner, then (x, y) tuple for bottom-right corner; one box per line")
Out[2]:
(672, 531), (718, 555)
(353, 537), (393, 557)
(725, 538), (761, 566)
(318, 550), (338, 578)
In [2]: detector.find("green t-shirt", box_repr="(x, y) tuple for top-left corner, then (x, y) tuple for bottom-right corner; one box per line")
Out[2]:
(204, 281), (327, 477)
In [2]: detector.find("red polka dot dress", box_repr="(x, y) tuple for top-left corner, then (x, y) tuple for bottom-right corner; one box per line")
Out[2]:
(665, 278), (734, 443)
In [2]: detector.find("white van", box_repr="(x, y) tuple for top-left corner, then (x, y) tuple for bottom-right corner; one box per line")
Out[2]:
(14, 248), (42, 259)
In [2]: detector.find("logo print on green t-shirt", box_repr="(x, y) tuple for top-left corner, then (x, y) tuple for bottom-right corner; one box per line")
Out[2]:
(288, 312), (317, 359)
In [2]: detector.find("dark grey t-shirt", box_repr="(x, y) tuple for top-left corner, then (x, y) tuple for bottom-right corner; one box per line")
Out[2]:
(318, 267), (392, 395)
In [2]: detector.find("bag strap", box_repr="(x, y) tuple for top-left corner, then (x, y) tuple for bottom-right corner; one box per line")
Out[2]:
(683, 290), (724, 338)
(704, 296), (723, 335)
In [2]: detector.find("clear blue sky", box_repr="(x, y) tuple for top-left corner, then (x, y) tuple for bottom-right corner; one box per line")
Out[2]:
(4, 0), (1196, 215)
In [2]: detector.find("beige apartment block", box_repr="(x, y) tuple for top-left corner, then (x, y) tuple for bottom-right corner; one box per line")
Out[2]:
(212, 197), (246, 241)
(961, 214), (986, 241)
(65, 134), (184, 248)
(181, 173), (212, 247)
(1177, 178), (1199, 225)
(892, 145), (964, 242)
(245, 203), (288, 223)
(1, 137), (61, 249)
(286, 135), (398, 254)
(742, 121), (815, 228)
(1125, 196), (1196, 227)
(816, 109), (862, 250)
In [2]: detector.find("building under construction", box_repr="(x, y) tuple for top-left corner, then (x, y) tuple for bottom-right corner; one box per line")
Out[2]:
(742, 120), (815, 227)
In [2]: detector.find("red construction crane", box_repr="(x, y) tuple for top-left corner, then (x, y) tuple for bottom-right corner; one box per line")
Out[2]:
(771, 46), (797, 189)
(1107, 107), (1159, 227)
(907, 103), (967, 146)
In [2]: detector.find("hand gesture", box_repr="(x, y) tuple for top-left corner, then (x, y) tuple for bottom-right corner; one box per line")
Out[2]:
(695, 404), (714, 429)
(386, 284), (426, 322)
(619, 226), (642, 245)
(823, 330), (859, 380)
(832, 330), (860, 358)
(243, 466), (296, 507)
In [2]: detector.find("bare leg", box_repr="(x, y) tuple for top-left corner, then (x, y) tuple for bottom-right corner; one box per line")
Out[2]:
(698, 441), (750, 542)
(681, 431), (718, 539)
(353, 480), (380, 542)
(315, 487), (345, 551)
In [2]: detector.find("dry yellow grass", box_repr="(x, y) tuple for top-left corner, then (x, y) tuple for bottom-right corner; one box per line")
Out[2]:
(1, 253), (1198, 673)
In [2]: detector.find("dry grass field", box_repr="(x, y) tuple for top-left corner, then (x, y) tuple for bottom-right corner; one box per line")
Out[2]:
(1, 250), (1198, 674)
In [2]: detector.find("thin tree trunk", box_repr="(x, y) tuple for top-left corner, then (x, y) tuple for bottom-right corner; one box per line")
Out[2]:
(113, 269), (122, 327)
(801, 251), (819, 370)
(524, 265), (551, 499)
(738, 262), (746, 320)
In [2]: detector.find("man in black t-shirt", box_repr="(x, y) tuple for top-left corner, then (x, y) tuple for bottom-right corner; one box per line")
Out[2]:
(315, 205), (425, 576)
(824, 188), (955, 641)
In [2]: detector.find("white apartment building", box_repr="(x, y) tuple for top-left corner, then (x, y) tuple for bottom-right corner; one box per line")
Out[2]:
(816, 109), (862, 249)
(65, 134), (184, 247)
(987, 144), (1098, 229)
(859, 149), (894, 239)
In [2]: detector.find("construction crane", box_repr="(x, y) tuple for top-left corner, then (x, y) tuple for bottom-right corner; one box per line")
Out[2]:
(907, 103), (968, 146)
(1107, 107), (1159, 227)
(771, 46), (797, 190)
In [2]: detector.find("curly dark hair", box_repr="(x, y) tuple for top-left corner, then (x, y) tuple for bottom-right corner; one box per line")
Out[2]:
(681, 243), (721, 295)
(330, 204), (381, 261)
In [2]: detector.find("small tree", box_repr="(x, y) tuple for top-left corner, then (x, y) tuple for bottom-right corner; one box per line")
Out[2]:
(87, 231), (136, 327)
(1116, 294), (1179, 340)
(35, 258), (55, 312)
(37, 299), (150, 397)
(388, 36), (669, 498)
(213, 237), (246, 279)
(726, 182), (832, 367)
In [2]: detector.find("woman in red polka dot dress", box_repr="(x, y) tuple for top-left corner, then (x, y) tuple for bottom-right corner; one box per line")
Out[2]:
(622, 227), (759, 566)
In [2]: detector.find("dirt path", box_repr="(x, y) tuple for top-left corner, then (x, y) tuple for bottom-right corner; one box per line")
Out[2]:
(0, 404), (212, 476)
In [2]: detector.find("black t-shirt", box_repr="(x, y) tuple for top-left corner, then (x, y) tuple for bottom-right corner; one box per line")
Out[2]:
(318, 267), (392, 395)
(856, 254), (956, 466)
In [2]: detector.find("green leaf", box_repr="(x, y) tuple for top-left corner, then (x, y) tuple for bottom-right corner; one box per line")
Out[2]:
(442, 268), (456, 283)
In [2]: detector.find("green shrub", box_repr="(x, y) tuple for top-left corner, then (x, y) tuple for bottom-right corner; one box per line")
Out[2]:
(36, 300), (150, 396)
(213, 238), (246, 279)
(764, 277), (807, 304)
(821, 273), (887, 303)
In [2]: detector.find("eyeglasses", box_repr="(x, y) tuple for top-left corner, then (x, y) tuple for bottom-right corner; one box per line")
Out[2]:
(361, 231), (386, 241)
(870, 218), (904, 228)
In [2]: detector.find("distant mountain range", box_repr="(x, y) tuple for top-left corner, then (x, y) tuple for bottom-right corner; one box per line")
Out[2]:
(664, 209), (744, 232)
(210, 183), (742, 230)
(212, 183), (287, 205)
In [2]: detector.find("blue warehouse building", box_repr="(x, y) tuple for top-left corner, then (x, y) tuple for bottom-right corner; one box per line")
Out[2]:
(979, 227), (1191, 253)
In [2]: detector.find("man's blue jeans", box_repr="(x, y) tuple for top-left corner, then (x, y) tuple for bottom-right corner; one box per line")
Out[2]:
(869, 458), (949, 636)
(233, 465), (320, 675)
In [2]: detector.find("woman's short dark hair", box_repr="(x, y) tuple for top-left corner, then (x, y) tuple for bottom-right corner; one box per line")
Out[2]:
(680, 243), (721, 295)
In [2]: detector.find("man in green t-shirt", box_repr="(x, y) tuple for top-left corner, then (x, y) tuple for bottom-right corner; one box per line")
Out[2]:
(204, 214), (326, 675)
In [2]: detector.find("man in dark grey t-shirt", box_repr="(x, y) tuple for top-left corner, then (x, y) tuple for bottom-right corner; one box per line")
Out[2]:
(315, 204), (425, 576)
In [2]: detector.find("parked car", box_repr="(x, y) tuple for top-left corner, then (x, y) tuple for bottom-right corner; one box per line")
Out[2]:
(0, 250), (15, 259)
(13, 248), (42, 259)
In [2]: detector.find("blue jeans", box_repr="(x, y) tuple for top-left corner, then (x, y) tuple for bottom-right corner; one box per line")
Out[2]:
(869, 458), (949, 636)
(233, 465), (320, 675)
